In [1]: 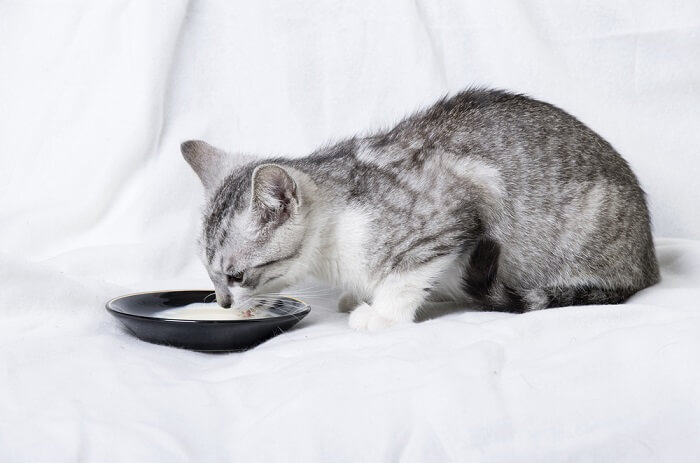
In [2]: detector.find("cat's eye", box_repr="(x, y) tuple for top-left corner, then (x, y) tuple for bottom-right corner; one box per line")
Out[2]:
(227, 272), (244, 285)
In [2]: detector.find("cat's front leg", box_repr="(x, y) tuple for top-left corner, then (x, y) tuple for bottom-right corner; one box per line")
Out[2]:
(349, 257), (451, 330)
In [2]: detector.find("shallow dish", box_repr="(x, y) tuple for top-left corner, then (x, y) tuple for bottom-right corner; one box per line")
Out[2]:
(106, 290), (310, 352)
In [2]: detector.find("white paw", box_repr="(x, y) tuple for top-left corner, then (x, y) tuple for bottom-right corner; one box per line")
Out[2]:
(337, 292), (359, 313)
(348, 303), (396, 331)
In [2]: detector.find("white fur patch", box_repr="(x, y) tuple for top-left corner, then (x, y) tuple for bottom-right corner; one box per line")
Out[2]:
(345, 255), (455, 330)
(348, 302), (395, 330)
(313, 207), (372, 297)
(431, 258), (470, 302)
(454, 157), (505, 200)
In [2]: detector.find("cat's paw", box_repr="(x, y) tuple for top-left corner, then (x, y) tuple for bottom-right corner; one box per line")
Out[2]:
(348, 303), (395, 331)
(337, 292), (360, 313)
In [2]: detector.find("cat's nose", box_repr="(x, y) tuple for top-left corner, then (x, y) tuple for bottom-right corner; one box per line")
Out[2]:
(214, 287), (232, 308)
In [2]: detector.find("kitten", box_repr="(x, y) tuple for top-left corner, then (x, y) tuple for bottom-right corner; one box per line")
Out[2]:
(182, 89), (659, 330)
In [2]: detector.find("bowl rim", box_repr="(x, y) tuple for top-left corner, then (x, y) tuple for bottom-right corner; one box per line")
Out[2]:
(105, 289), (310, 324)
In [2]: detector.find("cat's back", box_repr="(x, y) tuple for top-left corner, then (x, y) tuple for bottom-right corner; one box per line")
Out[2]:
(379, 89), (613, 157)
(372, 88), (544, 142)
(300, 88), (644, 213)
(373, 89), (641, 193)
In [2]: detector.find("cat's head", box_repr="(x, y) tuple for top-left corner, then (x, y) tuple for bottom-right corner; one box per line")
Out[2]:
(181, 140), (309, 308)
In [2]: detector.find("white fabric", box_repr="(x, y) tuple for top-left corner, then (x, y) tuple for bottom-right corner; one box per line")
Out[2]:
(1, 1), (699, 461)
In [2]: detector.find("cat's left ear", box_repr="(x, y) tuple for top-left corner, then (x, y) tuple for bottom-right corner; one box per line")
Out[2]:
(251, 164), (300, 226)
(181, 140), (254, 193)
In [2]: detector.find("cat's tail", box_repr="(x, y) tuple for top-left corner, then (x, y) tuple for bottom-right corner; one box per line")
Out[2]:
(468, 280), (635, 313)
(538, 285), (634, 308)
(461, 238), (637, 312)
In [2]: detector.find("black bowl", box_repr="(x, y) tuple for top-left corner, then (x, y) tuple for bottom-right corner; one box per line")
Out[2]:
(106, 290), (310, 352)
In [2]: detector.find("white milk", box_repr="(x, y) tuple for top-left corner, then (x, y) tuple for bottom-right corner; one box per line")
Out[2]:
(157, 302), (269, 321)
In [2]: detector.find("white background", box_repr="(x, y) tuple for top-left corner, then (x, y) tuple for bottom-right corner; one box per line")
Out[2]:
(1, 1), (699, 461)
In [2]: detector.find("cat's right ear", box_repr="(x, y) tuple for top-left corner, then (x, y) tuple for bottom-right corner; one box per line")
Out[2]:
(181, 140), (252, 192)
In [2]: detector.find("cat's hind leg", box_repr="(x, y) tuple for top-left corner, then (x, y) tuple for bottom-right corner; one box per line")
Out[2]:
(461, 237), (527, 313)
(349, 256), (452, 330)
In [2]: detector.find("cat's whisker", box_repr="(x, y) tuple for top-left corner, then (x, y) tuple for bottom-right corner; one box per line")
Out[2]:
(273, 288), (335, 296)
(253, 290), (336, 299)
(256, 286), (336, 296)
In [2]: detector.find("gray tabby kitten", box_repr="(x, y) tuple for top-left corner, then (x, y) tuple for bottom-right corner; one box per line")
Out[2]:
(182, 89), (659, 330)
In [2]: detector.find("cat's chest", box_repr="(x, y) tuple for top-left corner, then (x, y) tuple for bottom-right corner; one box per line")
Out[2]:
(314, 208), (373, 295)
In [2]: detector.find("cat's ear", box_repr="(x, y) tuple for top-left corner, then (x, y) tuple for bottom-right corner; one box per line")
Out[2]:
(250, 164), (300, 226)
(181, 140), (249, 192)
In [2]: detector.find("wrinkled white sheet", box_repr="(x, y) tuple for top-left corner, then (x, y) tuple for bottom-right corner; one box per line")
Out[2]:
(1, 1), (700, 461)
